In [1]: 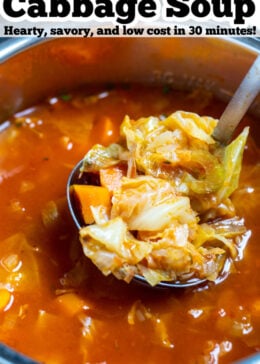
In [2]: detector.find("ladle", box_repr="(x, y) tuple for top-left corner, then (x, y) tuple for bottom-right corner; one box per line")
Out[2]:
(213, 54), (260, 145)
(67, 54), (260, 289)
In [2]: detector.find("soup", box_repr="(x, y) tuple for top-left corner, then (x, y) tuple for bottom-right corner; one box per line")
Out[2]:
(0, 85), (259, 364)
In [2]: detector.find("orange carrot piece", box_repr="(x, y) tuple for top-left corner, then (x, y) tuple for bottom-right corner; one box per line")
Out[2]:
(100, 165), (126, 192)
(0, 289), (11, 311)
(72, 184), (111, 225)
(55, 293), (87, 317)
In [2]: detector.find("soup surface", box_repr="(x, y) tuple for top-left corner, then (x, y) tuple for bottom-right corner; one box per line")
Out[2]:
(0, 85), (259, 364)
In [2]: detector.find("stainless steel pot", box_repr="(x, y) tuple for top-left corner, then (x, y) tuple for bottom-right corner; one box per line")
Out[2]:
(0, 36), (259, 364)
(0, 37), (260, 123)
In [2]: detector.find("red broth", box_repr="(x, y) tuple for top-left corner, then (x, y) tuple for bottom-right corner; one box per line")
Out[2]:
(0, 85), (259, 364)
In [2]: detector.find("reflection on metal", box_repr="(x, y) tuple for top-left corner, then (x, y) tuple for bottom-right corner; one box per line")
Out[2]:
(0, 38), (46, 63)
(0, 343), (39, 364)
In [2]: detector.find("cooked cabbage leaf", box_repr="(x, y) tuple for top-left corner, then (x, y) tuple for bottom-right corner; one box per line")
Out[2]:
(217, 127), (249, 201)
(77, 111), (249, 286)
(81, 143), (126, 172)
(111, 176), (197, 231)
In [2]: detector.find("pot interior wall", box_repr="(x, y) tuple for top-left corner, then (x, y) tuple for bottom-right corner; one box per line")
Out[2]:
(0, 37), (259, 121)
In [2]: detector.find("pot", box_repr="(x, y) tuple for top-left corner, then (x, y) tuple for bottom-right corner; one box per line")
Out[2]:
(0, 36), (259, 364)
(0, 37), (260, 122)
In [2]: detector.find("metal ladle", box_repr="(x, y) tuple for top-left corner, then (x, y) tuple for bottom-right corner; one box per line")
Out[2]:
(67, 54), (260, 289)
(213, 54), (260, 145)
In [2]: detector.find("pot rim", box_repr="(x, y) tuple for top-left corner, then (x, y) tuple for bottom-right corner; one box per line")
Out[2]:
(0, 36), (259, 64)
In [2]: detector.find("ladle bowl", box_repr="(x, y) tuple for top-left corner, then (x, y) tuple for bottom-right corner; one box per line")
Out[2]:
(66, 159), (208, 288)
(67, 53), (260, 289)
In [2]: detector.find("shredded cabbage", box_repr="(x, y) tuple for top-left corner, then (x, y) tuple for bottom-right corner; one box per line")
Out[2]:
(79, 111), (249, 286)
(81, 143), (126, 172)
(217, 127), (249, 201)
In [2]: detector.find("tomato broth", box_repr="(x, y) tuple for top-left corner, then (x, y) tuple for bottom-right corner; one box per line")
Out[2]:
(0, 85), (259, 364)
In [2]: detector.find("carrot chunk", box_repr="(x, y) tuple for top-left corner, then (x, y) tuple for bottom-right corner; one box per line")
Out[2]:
(72, 184), (111, 225)
(55, 293), (87, 317)
(0, 289), (11, 311)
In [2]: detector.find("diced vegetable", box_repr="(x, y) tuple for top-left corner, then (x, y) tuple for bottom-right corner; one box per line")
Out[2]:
(55, 292), (86, 316)
(99, 164), (127, 192)
(127, 300), (173, 348)
(81, 143), (125, 172)
(0, 233), (40, 292)
(0, 289), (12, 311)
(41, 200), (59, 228)
(72, 184), (111, 225)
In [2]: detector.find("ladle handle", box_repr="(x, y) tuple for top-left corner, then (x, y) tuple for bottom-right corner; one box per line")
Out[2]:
(213, 54), (260, 145)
